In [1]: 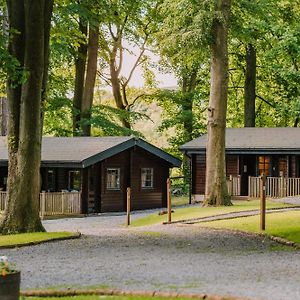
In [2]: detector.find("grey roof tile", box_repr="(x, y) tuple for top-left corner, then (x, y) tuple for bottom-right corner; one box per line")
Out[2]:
(180, 128), (300, 151)
(0, 136), (181, 168)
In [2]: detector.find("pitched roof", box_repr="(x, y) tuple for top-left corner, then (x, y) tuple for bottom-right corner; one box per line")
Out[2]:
(180, 128), (300, 154)
(0, 136), (181, 168)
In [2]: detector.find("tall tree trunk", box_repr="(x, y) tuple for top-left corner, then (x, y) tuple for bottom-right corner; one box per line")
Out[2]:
(110, 64), (131, 129)
(181, 70), (197, 188)
(0, 0), (53, 234)
(73, 19), (87, 136)
(181, 69), (197, 143)
(204, 0), (232, 206)
(81, 24), (99, 136)
(244, 43), (256, 127)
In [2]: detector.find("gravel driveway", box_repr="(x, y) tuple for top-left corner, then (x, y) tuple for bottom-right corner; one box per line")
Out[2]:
(2, 212), (300, 300)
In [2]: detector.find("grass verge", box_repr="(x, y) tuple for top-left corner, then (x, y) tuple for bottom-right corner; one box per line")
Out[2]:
(22, 292), (242, 300)
(172, 195), (190, 207)
(131, 200), (292, 227)
(23, 297), (198, 300)
(0, 231), (80, 248)
(200, 210), (300, 245)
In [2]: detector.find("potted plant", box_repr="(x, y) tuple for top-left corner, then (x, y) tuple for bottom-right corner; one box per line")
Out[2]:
(0, 256), (20, 300)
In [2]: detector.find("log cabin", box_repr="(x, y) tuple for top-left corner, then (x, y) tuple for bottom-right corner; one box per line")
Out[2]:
(180, 128), (300, 200)
(0, 136), (181, 213)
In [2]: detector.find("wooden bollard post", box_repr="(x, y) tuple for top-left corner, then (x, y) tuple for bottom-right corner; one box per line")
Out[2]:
(167, 178), (172, 224)
(229, 174), (233, 196)
(126, 187), (131, 226)
(260, 174), (266, 231)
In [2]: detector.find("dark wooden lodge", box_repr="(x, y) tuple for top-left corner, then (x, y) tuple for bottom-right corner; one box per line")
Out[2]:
(0, 137), (181, 213)
(180, 128), (300, 199)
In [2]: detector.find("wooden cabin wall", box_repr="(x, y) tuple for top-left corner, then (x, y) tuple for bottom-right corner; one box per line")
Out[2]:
(39, 148), (171, 214)
(92, 162), (101, 213)
(289, 155), (297, 177)
(130, 148), (169, 210)
(192, 154), (206, 194)
(41, 168), (74, 192)
(192, 154), (239, 195)
(226, 155), (239, 176)
(99, 148), (169, 213)
(100, 151), (130, 212)
(57, 169), (69, 191)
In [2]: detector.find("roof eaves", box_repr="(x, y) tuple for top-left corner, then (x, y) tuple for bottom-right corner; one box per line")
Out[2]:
(81, 138), (135, 168)
(181, 147), (300, 155)
(41, 161), (83, 168)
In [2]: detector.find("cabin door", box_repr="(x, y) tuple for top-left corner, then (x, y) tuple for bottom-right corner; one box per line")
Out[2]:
(240, 155), (256, 196)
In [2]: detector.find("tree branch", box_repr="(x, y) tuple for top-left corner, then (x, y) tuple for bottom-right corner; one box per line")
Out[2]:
(108, 23), (117, 41)
(97, 71), (111, 86)
(123, 38), (148, 87)
(256, 94), (276, 108)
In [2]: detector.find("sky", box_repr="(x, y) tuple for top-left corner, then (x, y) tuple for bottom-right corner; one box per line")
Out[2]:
(115, 42), (178, 89)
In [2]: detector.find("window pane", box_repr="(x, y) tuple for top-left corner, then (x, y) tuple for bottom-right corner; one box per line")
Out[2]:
(258, 156), (270, 176)
(69, 170), (80, 190)
(47, 170), (55, 191)
(141, 168), (153, 188)
(107, 168), (120, 190)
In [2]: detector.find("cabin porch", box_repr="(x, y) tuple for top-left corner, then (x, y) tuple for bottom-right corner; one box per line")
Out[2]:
(191, 153), (300, 200)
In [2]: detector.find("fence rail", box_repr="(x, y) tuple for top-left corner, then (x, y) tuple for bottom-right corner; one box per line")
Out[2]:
(226, 175), (241, 196)
(0, 191), (81, 216)
(248, 176), (300, 198)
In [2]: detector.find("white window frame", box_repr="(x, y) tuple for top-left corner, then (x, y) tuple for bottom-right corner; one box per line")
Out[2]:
(107, 168), (121, 190)
(141, 168), (154, 189)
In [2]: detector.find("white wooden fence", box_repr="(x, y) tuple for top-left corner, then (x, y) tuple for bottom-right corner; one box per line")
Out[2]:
(0, 191), (81, 217)
(248, 176), (300, 198)
(226, 175), (241, 196)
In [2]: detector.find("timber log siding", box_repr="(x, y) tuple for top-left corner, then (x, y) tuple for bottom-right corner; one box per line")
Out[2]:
(36, 148), (170, 213)
(100, 148), (169, 212)
(191, 154), (299, 196)
(192, 154), (239, 195)
(180, 128), (300, 198)
(0, 136), (181, 214)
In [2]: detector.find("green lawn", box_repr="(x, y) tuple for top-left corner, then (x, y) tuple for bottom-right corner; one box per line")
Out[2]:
(200, 210), (300, 245)
(0, 231), (78, 247)
(131, 200), (292, 227)
(23, 295), (230, 300)
(172, 195), (190, 206)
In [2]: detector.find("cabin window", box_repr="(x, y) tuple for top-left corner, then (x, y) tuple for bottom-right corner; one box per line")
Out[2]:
(68, 170), (81, 190)
(141, 168), (154, 188)
(107, 168), (120, 190)
(258, 156), (270, 176)
(47, 170), (55, 191)
(278, 157), (287, 177)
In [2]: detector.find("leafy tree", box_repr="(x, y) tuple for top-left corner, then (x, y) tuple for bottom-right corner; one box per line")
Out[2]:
(70, 0), (100, 136)
(97, 0), (159, 129)
(155, 0), (212, 144)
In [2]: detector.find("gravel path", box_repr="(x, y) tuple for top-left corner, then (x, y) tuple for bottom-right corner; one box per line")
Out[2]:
(273, 196), (300, 205)
(2, 212), (300, 300)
